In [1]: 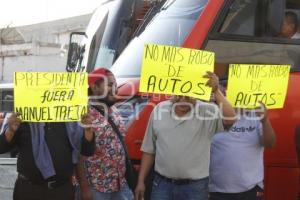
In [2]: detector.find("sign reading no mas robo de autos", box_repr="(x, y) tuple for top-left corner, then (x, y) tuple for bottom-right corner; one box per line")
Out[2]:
(14, 72), (88, 122)
(227, 64), (290, 109)
(139, 44), (215, 100)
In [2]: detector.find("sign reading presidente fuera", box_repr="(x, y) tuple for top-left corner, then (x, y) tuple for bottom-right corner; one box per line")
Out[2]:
(227, 64), (290, 109)
(14, 72), (88, 122)
(139, 44), (215, 100)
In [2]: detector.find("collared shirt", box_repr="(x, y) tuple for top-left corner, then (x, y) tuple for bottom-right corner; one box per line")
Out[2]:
(84, 106), (127, 193)
(141, 100), (224, 179)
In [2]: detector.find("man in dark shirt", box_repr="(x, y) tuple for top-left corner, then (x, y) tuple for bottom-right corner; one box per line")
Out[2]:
(0, 113), (95, 200)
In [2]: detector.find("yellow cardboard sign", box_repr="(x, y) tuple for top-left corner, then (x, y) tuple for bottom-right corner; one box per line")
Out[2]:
(227, 64), (290, 109)
(139, 44), (215, 100)
(14, 72), (88, 122)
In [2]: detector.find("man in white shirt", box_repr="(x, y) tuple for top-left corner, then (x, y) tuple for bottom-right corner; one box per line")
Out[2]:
(209, 104), (276, 200)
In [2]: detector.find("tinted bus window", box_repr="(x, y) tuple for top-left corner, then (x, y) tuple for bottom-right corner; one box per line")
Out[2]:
(111, 0), (208, 78)
(206, 0), (300, 77)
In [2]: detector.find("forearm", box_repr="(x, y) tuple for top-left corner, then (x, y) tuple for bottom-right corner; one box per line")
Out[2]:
(214, 89), (236, 125)
(138, 152), (155, 183)
(0, 129), (16, 153)
(76, 156), (90, 188)
(84, 129), (94, 142)
(81, 132), (95, 156)
(262, 119), (276, 148)
(5, 128), (15, 142)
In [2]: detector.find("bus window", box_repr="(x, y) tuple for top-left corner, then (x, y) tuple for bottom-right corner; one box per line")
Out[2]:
(206, 0), (300, 74)
(219, 0), (258, 36)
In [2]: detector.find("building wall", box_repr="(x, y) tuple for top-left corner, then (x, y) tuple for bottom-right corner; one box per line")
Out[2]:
(0, 55), (66, 82)
(0, 42), (68, 82)
(0, 14), (92, 83)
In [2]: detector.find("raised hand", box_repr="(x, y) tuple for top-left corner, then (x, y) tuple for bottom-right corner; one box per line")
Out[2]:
(81, 113), (95, 141)
(7, 113), (22, 133)
(203, 71), (219, 92)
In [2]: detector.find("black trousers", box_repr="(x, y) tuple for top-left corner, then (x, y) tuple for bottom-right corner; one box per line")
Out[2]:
(13, 178), (74, 200)
(209, 185), (263, 200)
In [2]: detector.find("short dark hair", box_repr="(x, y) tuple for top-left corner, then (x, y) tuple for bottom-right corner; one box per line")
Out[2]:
(285, 11), (298, 32)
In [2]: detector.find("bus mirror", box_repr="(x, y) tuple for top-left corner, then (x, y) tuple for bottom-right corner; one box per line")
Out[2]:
(66, 32), (86, 72)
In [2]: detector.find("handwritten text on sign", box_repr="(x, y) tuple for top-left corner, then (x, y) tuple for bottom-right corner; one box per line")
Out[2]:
(227, 64), (290, 109)
(14, 72), (88, 122)
(139, 44), (215, 100)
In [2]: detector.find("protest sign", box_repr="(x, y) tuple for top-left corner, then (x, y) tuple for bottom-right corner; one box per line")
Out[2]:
(227, 64), (290, 109)
(14, 72), (88, 122)
(139, 44), (215, 100)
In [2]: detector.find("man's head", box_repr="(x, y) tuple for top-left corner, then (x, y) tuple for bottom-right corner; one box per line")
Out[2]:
(88, 68), (117, 106)
(280, 11), (298, 38)
(172, 95), (196, 115)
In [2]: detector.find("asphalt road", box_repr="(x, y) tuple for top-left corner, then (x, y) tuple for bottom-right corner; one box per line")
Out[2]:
(0, 155), (17, 200)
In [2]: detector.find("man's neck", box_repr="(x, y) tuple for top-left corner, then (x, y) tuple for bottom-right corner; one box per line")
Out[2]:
(174, 106), (191, 117)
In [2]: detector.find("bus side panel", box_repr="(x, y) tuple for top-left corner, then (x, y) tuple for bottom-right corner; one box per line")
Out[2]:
(265, 73), (300, 200)
(264, 167), (299, 200)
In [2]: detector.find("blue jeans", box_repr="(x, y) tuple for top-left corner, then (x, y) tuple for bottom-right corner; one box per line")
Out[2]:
(91, 183), (134, 200)
(151, 174), (209, 200)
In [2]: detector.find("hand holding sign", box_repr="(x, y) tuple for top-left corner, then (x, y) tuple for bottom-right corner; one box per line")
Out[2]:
(81, 113), (95, 142)
(255, 102), (268, 123)
(203, 71), (219, 93)
(4, 113), (22, 142)
(81, 113), (95, 141)
(7, 113), (22, 133)
(81, 113), (94, 129)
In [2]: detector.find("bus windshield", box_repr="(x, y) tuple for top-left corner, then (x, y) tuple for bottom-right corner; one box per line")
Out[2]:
(110, 0), (208, 78)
